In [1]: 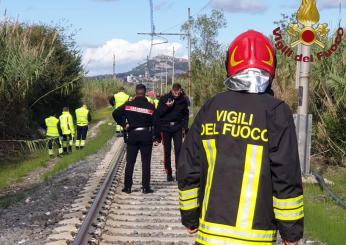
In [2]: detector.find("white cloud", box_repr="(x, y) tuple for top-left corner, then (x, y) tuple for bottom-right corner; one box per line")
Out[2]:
(83, 39), (185, 76)
(209, 0), (267, 13)
(319, 0), (346, 9)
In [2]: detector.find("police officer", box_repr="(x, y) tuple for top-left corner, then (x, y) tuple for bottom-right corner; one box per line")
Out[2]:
(59, 107), (75, 154)
(109, 87), (130, 134)
(157, 83), (189, 182)
(75, 104), (92, 150)
(178, 30), (303, 245)
(113, 84), (160, 194)
(44, 113), (63, 157)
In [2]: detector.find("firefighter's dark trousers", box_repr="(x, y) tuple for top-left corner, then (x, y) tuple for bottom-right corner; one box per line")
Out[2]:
(76, 126), (88, 148)
(47, 137), (63, 156)
(124, 130), (153, 189)
(62, 134), (73, 153)
(162, 129), (183, 177)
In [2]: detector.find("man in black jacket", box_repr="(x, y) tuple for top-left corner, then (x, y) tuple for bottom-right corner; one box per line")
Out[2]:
(157, 83), (189, 182)
(113, 84), (161, 194)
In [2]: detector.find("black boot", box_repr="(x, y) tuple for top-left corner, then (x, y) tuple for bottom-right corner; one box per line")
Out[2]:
(142, 187), (154, 194)
(167, 175), (174, 182)
(122, 187), (131, 194)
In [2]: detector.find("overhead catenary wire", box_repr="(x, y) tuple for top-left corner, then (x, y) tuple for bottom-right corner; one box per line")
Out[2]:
(159, 2), (211, 33)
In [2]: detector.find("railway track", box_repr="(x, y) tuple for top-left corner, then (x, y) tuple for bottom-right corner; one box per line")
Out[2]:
(73, 144), (195, 245)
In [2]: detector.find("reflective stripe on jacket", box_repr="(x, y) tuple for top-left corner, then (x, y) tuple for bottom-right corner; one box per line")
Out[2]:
(59, 111), (75, 135)
(45, 116), (60, 137)
(114, 92), (130, 109)
(75, 107), (89, 126)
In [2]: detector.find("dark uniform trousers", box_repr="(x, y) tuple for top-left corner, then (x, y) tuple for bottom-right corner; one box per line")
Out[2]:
(62, 134), (72, 153)
(162, 129), (183, 176)
(48, 137), (61, 150)
(125, 130), (153, 189)
(76, 126), (88, 141)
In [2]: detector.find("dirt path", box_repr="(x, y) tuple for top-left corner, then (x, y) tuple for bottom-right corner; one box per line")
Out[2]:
(0, 119), (108, 198)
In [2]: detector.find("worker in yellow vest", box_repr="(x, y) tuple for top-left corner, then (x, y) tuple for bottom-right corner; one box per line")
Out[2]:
(146, 96), (154, 104)
(154, 97), (159, 109)
(59, 107), (75, 154)
(44, 113), (63, 158)
(109, 87), (130, 134)
(75, 104), (92, 150)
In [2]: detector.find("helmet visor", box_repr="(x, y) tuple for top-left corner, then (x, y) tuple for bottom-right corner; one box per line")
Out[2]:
(224, 68), (271, 94)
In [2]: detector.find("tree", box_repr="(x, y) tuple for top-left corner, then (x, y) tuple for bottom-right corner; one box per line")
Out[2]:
(181, 10), (228, 106)
(0, 21), (84, 158)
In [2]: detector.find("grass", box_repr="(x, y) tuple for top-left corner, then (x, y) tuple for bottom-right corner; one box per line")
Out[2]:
(43, 122), (115, 180)
(92, 106), (113, 122)
(0, 151), (49, 189)
(304, 165), (346, 245)
(0, 106), (114, 190)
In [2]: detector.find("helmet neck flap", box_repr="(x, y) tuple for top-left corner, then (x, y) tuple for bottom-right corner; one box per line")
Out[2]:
(224, 68), (271, 94)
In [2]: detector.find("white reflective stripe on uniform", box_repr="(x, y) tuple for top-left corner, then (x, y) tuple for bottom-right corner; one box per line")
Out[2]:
(179, 198), (199, 210)
(236, 144), (263, 229)
(273, 195), (304, 209)
(274, 206), (304, 221)
(199, 220), (276, 242)
(202, 139), (217, 220)
(196, 231), (276, 245)
(179, 187), (199, 201)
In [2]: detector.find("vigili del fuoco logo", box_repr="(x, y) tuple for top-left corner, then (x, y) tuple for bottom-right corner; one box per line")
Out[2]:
(273, 0), (344, 62)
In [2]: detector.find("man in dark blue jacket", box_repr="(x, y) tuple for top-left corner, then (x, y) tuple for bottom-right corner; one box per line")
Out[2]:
(157, 83), (189, 182)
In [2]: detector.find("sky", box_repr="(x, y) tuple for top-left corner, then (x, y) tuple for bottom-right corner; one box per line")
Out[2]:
(1, 0), (345, 75)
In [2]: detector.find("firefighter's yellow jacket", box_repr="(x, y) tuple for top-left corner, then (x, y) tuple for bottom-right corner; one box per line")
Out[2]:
(178, 90), (304, 245)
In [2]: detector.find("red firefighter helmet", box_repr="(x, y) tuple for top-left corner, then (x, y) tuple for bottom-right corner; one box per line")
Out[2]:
(226, 30), (276, 78)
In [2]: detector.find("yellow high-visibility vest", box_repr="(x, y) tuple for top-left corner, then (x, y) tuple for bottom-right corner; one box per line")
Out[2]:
(114, 92), (130, 109)
(45, 116), (60, 137)
(59, 111), (75, 135)
(75, 107), (89, 126)
(154, 99), (159, 109)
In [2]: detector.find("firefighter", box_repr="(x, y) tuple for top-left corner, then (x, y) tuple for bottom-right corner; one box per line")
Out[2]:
(157, 83), (189, 182)
(44, 113), (63, 158)
(75, 104), (91, 150)
(178, 30), (304, 245)
(59, 107), (75, 154)
(113, 84), (160, 194)
(109, 87), (130, 134)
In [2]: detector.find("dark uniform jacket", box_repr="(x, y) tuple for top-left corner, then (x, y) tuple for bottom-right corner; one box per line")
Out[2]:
(157, 92), (189, 132)
(178, 91), (303, 244)
(112, 96), (160, 142)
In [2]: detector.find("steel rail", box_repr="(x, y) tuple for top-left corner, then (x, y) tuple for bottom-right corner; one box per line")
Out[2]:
(73, 143), (126, 245)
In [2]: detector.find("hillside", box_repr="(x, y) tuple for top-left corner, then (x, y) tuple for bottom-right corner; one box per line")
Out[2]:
(88, 55), (188, 81)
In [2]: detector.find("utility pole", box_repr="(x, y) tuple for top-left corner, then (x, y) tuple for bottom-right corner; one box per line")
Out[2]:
(137, 10), (191, 91)
(113, 54), (116, 80)
(172, 46), (175, 85)
(165, 56), (168, 93)
(138, 7), (193, 113)
(297, 45), (311, 115)
(295, 43), (313, 176)
(187, 8), (192, 98)
(160, 57), (163, 95)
